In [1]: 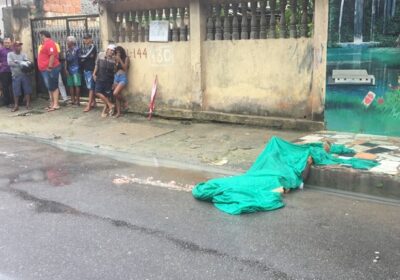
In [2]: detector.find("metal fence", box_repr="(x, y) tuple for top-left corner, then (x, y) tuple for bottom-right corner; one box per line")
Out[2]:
(31, 14), (101, 58)
(30, 14), (101, 96)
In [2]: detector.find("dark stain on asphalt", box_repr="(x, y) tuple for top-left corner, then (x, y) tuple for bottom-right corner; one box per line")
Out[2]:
(4, 187), (80, 214)
(1, 186), (294, 280)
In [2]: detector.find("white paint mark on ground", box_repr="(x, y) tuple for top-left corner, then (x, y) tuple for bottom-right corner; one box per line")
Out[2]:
(113, 174), (194, 192)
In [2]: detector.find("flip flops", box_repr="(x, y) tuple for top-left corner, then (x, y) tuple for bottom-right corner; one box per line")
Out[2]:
(47, 107), (60, 112)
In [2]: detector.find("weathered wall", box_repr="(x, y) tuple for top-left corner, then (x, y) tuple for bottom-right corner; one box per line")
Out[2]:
(203, 39), (314, 118)
(2, 6), (33, 60)
(81, 0), (97, 14)
(43, 0), (81, 15)
(117, 42), (192, 109)
(98, 0), (328, 128)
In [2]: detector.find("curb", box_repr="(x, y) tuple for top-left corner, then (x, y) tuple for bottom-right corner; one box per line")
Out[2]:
(307, 166), (400, 200)
(127, 106), (325, 131)
(2, 132), (399, 201)
(0, 132), (238, 177)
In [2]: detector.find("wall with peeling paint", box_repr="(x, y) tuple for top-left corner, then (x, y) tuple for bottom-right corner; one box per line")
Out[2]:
(116, 42), (193, 110)
(203, 39), (314, 119)
(99, 0), (328, 126)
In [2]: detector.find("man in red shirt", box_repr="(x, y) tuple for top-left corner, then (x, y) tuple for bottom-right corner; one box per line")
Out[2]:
(38, 30), (61, 111)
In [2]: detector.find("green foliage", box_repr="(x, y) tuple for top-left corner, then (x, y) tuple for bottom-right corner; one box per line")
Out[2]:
(377, 90), (400, 119)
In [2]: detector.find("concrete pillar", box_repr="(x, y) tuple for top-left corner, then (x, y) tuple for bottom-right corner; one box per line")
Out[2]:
(189, 0), (206, 110)
(99, 4), (116, 50)
(10, 7), (34, 60)
(310, 0), (329, 122)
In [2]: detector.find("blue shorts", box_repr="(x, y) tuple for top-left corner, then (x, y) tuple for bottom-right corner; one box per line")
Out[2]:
(114, 73), (128, 86)
(95, 80), (113, 97)
(84, 70), (95, 91)
(41, 65), (61, 92)
(12, 75), (32, 97)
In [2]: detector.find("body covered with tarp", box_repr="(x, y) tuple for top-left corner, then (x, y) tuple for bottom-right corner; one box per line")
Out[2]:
(192, 137), (378, 215)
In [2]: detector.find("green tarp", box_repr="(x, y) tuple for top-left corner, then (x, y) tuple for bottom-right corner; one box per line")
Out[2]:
(192, 137), (379, 215)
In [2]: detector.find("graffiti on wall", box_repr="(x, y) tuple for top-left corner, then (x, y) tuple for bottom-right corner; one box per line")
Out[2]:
(326, 0), (400, 136)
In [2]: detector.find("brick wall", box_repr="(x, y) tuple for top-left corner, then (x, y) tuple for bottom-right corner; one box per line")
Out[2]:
(43, 0), (81, 15)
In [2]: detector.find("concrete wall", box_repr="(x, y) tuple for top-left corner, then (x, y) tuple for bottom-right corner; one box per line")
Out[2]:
(2, 6), (33, 60)
(117, 42), (192, 110)
(81, 0), (97, 14)
(99, 0), (329, 129)
(203, 39), (314, 118)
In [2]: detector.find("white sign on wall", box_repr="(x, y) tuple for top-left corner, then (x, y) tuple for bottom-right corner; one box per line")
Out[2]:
(149, 20), (170, 42)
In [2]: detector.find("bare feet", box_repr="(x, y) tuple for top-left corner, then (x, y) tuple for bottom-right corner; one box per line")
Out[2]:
(108, 105), (115, 117)
(101, 106), (108, 118)
(11, 107), (19, 112)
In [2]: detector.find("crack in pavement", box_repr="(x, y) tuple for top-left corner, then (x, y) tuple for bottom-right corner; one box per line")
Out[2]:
(0, 186), (294, 280)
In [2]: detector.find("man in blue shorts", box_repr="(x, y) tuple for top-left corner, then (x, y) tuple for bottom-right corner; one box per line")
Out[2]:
(7, 41), (32, 111)
(81, 34), (98, 112)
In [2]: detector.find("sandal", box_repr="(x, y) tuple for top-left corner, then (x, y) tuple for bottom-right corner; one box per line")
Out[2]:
(47, 107), (60, 112)
(11, 107), (19, 112)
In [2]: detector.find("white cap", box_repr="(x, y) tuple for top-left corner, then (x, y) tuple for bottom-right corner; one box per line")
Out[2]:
(107, 44), (116, 51)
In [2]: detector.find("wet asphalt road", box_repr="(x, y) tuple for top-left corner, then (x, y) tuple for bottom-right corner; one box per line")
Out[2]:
(0, 135), (399, 280)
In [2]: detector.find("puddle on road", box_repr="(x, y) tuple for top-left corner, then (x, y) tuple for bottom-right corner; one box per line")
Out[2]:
(0, 134), (219, 192)
(14, 168), (71, 187)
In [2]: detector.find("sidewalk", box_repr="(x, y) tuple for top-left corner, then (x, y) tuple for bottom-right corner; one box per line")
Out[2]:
(0, 99), (399, 200)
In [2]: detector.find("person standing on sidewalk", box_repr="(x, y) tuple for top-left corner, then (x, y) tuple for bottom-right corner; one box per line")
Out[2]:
(0, 37), (13, 107)
(65, 36), (81, 106)
(7, 41), (32, 111)
(93, 44), (116, 117)
(113, 46), (129, 118)
(38, 41), (68, 105)
(81, 34), (97, 112)
(56, 42), (68, 103)
(38, 30), (61, 112)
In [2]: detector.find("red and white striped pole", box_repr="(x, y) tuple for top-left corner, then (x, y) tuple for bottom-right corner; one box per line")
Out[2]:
(148, 75), (158, 120)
